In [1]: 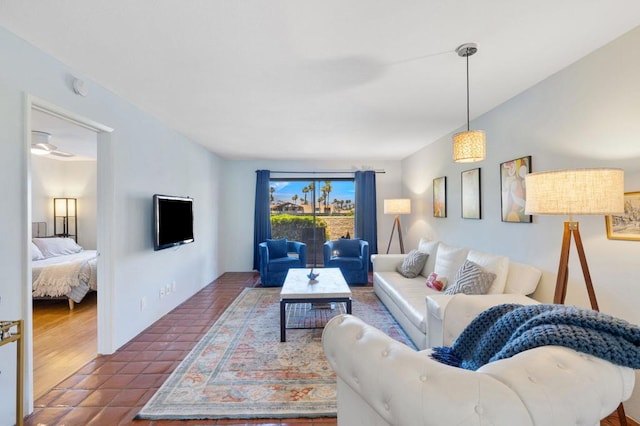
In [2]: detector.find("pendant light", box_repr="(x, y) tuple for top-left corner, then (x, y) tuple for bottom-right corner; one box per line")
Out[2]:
(453, 43), (486, 163)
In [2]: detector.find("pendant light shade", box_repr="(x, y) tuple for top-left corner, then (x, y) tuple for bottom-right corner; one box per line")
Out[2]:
(453, 130), (485, 163)
(453, 43), (485, 163)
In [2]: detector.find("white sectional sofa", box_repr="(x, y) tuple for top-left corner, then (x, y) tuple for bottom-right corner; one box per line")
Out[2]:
(372, 238), (543, 349)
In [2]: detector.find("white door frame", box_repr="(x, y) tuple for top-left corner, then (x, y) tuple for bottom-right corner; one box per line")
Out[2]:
(23, 94), (114, 413)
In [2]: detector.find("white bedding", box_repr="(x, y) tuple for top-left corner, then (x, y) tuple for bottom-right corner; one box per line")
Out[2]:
(32, 250), (98, 303)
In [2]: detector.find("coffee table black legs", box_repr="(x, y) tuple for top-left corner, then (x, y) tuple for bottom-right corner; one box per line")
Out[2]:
(280, 298), (352, 342)
(280, 299), (286, 342)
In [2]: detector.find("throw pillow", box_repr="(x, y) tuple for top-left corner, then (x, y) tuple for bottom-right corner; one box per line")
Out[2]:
(444, 260), (496, 295)
(504, 261), (542, 295)
(334, 239), (361, 258)
(426, 272), (447, 291)
(417, 238), (439, 277)
(266, 238), (288, 259)
(433, 243), (469, 286)
(466, 250), (509, 294)
(32, 237), (83, 258)
(396, 249), (429, 278)
(31, 241), (45, 261)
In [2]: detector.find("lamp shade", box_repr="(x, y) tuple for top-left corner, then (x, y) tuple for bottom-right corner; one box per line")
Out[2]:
(453, 130), (486, 162)
(54, 198), (77, 217)
(525, 168), (624, 215)
(54, 198), (68, 216)
(384, 199), (411, 215)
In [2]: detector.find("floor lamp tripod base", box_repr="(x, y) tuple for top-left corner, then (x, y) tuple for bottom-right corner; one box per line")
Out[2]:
(554, 221), (626, 425)
(385, 215), (405, 254)
(553, 221), (599, 310)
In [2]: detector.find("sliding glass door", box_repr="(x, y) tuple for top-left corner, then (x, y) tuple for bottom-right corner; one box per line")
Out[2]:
(269, 178), (355, 267)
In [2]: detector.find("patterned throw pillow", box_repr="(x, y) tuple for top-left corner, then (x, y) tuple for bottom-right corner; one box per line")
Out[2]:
(426, 272), (447, 291)
(444, 260), (496, 295)
(396, 250), (429, 278)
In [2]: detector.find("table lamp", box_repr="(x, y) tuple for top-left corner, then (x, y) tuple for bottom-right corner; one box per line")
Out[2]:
(384, 199), (411, 254)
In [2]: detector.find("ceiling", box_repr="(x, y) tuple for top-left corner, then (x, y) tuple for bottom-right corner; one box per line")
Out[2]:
(3, 1), (640, 161)
(31, 109), (97, 161)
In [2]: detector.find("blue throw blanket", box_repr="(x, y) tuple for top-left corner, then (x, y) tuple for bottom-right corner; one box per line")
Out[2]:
(431, 304), (640, 371)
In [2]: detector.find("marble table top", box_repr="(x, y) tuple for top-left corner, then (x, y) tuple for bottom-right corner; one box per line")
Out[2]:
(280, 268), (351, 299)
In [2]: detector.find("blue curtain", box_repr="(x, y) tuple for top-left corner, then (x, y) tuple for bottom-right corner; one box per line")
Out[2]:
(355, 170), (378, 270)
(253, 170), (271, 271)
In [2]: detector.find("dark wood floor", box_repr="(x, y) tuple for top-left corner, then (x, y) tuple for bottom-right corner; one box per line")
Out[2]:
(26, 272), (633, 425)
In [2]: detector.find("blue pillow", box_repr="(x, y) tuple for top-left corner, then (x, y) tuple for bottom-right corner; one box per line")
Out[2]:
(334, 239), (361, 258)
(266, 238), (288, 259)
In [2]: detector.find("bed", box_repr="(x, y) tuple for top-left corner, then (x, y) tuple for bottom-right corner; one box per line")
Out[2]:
(31, 235), (98, 310)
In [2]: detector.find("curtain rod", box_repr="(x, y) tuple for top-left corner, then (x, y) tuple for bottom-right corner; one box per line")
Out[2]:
(265, 170), (386, 174)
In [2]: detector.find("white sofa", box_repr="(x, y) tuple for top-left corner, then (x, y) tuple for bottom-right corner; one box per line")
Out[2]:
(322, 313), (635, 426)
(372, 238), (543, 349)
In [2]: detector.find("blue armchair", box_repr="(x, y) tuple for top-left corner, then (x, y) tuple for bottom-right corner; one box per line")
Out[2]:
(258, 239), (307, 287)
(323, 239), (369, 285)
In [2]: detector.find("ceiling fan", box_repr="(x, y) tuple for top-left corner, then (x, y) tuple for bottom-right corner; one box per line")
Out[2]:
(31, 130), (74, 157)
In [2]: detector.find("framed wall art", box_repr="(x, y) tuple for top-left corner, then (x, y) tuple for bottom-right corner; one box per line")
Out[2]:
(461, 168), (481, 219)
(500, 156), (532, 223)
(605, 191), (640, 241)
(433, 176), (447, 218)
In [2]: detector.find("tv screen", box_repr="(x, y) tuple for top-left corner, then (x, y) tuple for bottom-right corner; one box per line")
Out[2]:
(153, 194), (194, 251)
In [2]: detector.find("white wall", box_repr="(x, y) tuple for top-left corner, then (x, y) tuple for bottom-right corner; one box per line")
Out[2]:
(401, 26), (640, 420)
(0, 27), (223, 423)
(31, 156), (98, 249)
(221, 159), (403, 272)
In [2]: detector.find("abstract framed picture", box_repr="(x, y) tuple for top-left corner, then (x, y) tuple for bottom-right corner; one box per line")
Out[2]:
(605, 191), (640, 241)
(500, 156), (532, 223)
(461, 168), (481, 219)
(433, 176), (447, 218)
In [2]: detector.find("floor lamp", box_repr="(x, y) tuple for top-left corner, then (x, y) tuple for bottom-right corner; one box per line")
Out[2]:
(384, 199), (411, 254)
(525, 168), (626, 425)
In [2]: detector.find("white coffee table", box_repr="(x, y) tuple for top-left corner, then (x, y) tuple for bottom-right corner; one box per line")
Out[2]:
(280, 268), (352, 342)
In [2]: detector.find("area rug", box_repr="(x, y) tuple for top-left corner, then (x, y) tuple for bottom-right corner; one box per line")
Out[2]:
(136, 287), (414, 420)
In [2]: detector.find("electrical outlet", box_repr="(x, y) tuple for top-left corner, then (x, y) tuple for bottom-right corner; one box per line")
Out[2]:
(159, 287), (165, 298)
(165, 284), (171, 295)
(140, 297), (146, 312)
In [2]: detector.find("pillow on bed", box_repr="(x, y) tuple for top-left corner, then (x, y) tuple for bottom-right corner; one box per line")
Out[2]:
(31, 242), (45, 261)
(32, 237), (83, 258)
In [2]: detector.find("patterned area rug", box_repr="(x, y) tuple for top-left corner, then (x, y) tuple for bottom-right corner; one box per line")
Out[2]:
(137, 287), (414, 420)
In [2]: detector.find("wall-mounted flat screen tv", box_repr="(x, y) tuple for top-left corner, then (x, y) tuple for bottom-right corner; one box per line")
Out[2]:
(153, 194), (194, 251)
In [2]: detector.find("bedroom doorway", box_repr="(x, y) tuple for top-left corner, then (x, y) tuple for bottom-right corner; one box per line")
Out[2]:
(25, 97), (114, 408)
(30, 107), (99, 399)
(31, 108), (98, 399)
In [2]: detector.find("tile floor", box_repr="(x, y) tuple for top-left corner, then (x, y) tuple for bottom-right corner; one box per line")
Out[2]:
(26, 272), (337, 426)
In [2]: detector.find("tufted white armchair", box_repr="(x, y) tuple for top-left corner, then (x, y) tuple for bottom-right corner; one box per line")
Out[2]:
(322, 313), (635, 426)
